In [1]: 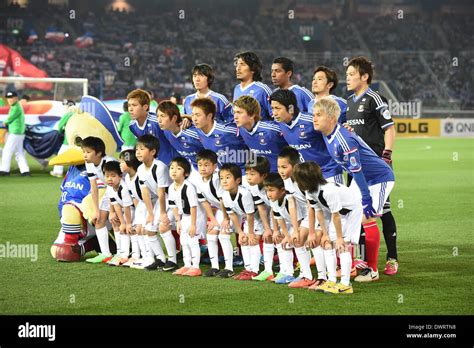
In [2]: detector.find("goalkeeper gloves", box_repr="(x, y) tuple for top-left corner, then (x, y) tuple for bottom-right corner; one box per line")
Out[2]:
(382, 149), (392, 165)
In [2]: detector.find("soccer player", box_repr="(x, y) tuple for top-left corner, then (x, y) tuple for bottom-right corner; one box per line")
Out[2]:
(117, 101), (137, 151)
(82, 136), (118, 264)
(276, 147), (314, 288)
(233, 95), (288, 172)
(169, 157), (206, 277)
(127, 89), (178, 165)
(308, 66), (347, 124)
(183, 64), (232, 123)
(263, 172), (306, 285)
(293, 161), (363, 294)
(103, 161), (134, 267)
(191, 97), (250, 174)
(345, 56), (399, 275)
(135, 134), (177, 272)
(244, 156), (274, 281)
(0, 91), (30, 176)
(157, 100), (204, 186)
(233, 51), (273, 120)
(220, 163), (262, 280)
(194, 150), (231, 277)
(119, 150), (148, 268)
(313, 97), (395, 282)
(271, 89), (343, 183)
(271, 56), (314, 113)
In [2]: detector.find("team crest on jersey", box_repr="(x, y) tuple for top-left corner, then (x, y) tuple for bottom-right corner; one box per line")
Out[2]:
(358, 104), (365, 112)
(299, 125), (306, 138)
(250, 90), (255, 95)
(258, 132), (266, 145)
(350, 156), (358, 167)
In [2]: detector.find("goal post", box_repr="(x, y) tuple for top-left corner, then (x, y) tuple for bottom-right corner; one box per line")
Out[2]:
(0, 77), (88, 102)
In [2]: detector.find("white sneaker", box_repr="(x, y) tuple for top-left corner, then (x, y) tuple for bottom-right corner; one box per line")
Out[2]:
(354, 268), (379, 282)
(122, 257), (137, 268)
(130, 258), (145, 269)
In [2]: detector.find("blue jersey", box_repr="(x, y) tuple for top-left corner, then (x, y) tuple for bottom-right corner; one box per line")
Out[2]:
(163, 126), (204, 170)
(324, 124), (394, 185)
(288, 85), (314, 113)
(58, 165), (91, 217)
(278, 112), (342, 179)
(233, 81), (273, 120)
(238, 121), (288, 172)
(195, 121), (249, 172)
(183, 90), (233, 123)
(129, 112), (179, 165)
(308, 95), (347, 124)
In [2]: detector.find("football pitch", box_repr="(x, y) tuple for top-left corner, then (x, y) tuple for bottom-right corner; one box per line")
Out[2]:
(0, 137), (473, 315)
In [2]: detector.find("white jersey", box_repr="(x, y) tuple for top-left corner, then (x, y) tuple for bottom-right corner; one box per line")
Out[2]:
(284, 177), (308, 217)
(168, 180), (206, 236)
(106, 180), (133, 207)
(271, 195), (305, 225)
(124, 172), (157, 203)
(85, 155), (117, 184)
(249, 183), (271, 206)
(222, 185), (263, 232)
(137, 159), (172, 196)
(305, 182), (361, 215)
(196, 172), (223, 209)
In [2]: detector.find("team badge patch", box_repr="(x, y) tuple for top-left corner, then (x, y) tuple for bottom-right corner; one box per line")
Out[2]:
(382, 108), (392, 120)
(350, 156), (358, 167)
(358, 104), (364, 112)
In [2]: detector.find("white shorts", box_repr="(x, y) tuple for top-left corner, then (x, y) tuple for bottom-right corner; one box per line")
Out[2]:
(180, 214), (206, 239)
(99, 191), (110, 212)
(133, 201), (147, 226)
(325, 173), (345, 185)
(350, 180), (395, 217)
(146, 207), (175, 232)
(328, 206), (363, 244)
(242, 217), (263, 236)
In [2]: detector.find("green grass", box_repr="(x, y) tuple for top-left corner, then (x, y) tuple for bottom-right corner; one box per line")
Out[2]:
(0, 138), (473, 315)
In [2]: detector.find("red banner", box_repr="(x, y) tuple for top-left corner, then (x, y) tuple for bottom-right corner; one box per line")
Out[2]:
(0, 44), (52, 90)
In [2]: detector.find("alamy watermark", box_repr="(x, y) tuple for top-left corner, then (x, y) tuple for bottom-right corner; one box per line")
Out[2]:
(217, 147), (258, 166)
(388, 99), (422, 118)
(0, 241), (38, 262)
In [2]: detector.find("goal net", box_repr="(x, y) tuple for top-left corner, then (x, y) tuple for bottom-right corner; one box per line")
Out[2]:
(0, 77), (88, 103)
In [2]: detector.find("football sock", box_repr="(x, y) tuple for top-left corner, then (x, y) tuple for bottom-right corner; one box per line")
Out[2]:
(241, 245), (251, 271)
(120, 234), (130, 258)
(275, 243), (286, 274)
(312, 246), (327, 280)
(263, 243), (275, 274)
(207, 234), (219, 270)
(137, 235), (147, 259)
(113, 231), (121, 252)
(295, 246), (313, 280)
(249, 244), (261, 273)
(283, 246), (295, 275)
(130, 234), (140, 259)
(340, 251), (352, 286)
(180, 234), (192, 268)
(363, 221), (380, 272)
(95, 227), (111, 256)
(218, 234), (233, 271)
(189, 235), (201, 269)
(146, 234), (165, 263)
(381, 211), (398, 260)
(161, 230), (177, 263)
(324, 248), (337, 283)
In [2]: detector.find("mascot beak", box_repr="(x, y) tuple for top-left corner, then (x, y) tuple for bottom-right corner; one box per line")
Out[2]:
(48, 147), (85, 166)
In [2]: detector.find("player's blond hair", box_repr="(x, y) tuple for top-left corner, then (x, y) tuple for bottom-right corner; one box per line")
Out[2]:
(233, 95), (261, 122)
(313, 96), (341, 120)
